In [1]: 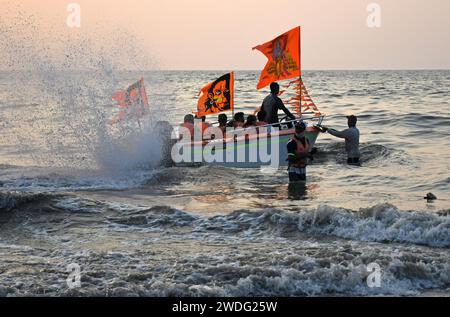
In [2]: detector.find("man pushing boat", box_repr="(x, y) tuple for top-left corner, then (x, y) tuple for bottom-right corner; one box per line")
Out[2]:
(322, 115), (361, 165)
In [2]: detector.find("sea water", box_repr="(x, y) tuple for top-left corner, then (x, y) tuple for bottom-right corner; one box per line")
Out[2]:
(0, 70), (449, 296)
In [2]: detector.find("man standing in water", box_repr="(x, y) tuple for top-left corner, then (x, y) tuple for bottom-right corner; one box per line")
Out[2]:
(323, 115), (360, 165)
(287, 122), (313, 182)
(261, 82), (297, 124)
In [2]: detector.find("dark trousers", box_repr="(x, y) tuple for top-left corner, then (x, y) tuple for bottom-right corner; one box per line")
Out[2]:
(347, 157), (360, 165)
(289, 172), (306, 182)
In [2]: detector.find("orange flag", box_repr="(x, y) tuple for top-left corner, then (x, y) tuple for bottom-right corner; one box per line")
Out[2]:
(197, 72), (234, 117)
(253, 27), (301, 90)
(110, 78), (149, 125)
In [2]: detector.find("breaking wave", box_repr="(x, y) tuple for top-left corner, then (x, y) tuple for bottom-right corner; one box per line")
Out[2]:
(0, 192), (60, 213)
(1, 192), (449, 296)
(205, 204), (450, 248)
(153, 204), (449, 248)
(2, 192), (448, 248)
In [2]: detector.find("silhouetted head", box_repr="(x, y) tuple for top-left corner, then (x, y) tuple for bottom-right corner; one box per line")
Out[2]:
(245, 115), (257, 126)
(257, 110), (266, 122)
(218, 114), (228, 126)
(347, 115), (357, 127)
(184, 114), (194, 124)
(234, 112), (245, 123)
(270, 82), (280, 95)
(295, 121), (307, 137)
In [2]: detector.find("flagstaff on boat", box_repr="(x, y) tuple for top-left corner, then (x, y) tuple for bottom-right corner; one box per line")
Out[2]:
(173, 26), (325, 168)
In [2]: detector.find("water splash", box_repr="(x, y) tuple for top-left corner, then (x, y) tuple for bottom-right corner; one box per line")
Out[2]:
(0, 8), (164, 177)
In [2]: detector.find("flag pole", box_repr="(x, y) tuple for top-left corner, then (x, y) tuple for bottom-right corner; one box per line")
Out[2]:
(231, 71), (235, 117)
(298, 26), (302, 119)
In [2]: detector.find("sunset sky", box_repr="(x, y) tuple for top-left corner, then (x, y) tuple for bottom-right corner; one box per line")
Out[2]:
(2, 0), (450, 70)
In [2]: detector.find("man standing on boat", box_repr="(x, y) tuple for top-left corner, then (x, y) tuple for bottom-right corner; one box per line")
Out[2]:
(261, 82), (297, 124)
(323, 115), (361, 165)
(287, 122), (313, 182)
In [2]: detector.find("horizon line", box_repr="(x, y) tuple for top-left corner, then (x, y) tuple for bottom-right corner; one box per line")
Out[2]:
(159, 68), (450, 72)
(1, 68), (450, 72)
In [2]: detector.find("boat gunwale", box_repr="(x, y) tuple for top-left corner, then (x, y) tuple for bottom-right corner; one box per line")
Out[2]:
(178, 116), (324, 147)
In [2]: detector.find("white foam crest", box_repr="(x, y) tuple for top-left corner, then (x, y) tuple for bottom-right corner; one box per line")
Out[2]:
(295, 204), (450, 247)
(199, 204), (450, 247)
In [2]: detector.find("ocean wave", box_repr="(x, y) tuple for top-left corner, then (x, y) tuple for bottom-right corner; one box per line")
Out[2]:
(157, 252), (449, 297)
(1, 194), (449, 297)
(2, 190), (448, 248)
(107, 205), (198, 228)
(104, 203), (450, 248)
(0, 191), (60, 213)
(5, 241), (449, 297)
(57, 238), (450, 297)
(0, 169), (158, 192)
(194, 204), (449, 248)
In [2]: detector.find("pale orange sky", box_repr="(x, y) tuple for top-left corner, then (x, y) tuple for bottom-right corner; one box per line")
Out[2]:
(2, 0), (450, 70)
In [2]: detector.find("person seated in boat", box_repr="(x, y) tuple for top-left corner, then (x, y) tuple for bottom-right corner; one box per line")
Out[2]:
(206, 114), (227, 140)
(227, 112), (245, 129)
(218, 113), (228, 133)
(243, 115), (258, 140)
(207, 113), (228, 140)
(180, 114), (195, 140)
(244, 115), (257, 128)
(287, 122), (313, 182)
(322, 115), (360, 165)
(261, 82), (296, 124)
(256, 110), (268, 127)
(195, 115), (211, 137)
(234, 112), (245, 128)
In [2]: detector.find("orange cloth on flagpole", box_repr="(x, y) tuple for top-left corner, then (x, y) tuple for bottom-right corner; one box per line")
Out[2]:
(110, 78), (149, 125)
(253, 27), (301, 90)
(197, 72), (234, 117)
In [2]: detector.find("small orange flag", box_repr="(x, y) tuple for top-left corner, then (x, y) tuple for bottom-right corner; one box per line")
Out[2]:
(253, 27), (301, 90)
(110, 78), (149, 125)
(197, 72), (234, 117)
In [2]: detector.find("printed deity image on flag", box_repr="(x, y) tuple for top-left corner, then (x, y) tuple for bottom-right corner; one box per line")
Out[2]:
(197, 72), (234, 116)
(110, 78), (149, 125)
(253, 27), (301, 89)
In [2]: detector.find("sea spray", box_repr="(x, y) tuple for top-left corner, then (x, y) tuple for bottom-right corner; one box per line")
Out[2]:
(0, 10), (165, 175)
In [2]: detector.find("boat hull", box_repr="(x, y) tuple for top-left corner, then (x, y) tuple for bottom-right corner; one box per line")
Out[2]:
(174, 127), (321, 168)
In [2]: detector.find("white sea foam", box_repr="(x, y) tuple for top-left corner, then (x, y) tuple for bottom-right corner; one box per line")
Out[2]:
(1, 194), (449, 296)
(203, 204), (450, 247)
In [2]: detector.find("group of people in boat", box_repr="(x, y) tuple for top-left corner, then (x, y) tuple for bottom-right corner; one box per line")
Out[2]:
(181, 110), (269, 139)
(180, 82), (299, 140)
(179, 80), (361, 183)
